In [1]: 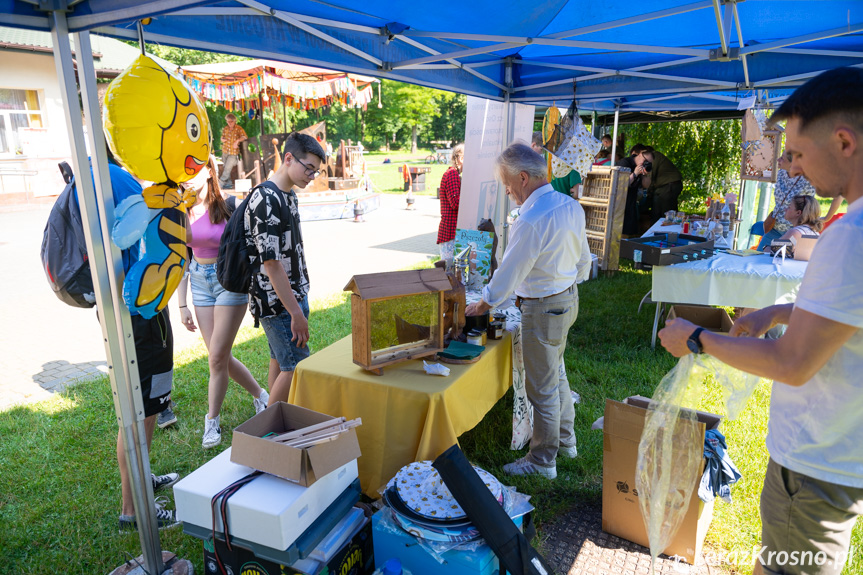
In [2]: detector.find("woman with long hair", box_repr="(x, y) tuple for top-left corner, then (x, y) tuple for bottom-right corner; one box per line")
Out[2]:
(779, 194), (823, 241)
(178, 157), (268, 449)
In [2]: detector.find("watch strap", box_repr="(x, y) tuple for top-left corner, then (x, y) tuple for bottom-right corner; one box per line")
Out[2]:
(688, 327), (706, 354)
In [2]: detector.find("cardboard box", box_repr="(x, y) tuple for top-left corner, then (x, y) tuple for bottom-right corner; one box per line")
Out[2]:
(232, 402), (362, 486)
(202, 515), (375, 575)
(175, 447), (360, 551)
(667, 304), (734, 333)
(600, 396), (721, 564)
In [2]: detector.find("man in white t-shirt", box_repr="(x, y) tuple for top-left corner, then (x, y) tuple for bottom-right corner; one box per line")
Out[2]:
(659, 67), (863, 575)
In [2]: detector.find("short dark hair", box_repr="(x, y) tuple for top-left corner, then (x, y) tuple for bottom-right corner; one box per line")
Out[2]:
(771, 67), (863, 133)
(630, 143), (650, 155)
(282, 132), (326, 163)
(531, 131), (543, 147)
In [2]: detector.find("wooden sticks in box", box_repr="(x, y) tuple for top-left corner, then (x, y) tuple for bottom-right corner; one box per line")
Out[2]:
(267, 417), (362, 449)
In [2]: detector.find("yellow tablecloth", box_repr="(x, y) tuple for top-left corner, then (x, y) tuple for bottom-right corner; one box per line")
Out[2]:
(288, 333), (512, 495)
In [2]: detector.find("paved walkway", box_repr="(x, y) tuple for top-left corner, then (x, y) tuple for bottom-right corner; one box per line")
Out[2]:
(0, 192), (440, 411)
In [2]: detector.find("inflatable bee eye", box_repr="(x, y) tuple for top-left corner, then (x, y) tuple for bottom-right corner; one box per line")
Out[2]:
(186, 113), (201, 142)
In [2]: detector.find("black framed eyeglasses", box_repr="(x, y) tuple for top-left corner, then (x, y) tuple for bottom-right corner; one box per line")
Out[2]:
(295, 157), (321, 178)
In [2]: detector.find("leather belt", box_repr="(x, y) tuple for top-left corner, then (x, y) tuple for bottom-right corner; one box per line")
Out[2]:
(515, 284), (575, 308)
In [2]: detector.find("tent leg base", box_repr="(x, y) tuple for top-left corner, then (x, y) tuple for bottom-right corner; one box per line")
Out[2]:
(108, 552), (193, 575)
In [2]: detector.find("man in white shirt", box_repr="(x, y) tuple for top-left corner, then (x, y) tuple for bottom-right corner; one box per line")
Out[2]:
(659, 67), (863, 575)
(466, 143), (591, 479)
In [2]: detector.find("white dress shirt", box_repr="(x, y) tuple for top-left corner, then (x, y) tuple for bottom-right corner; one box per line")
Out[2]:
(482, 184), (591, 308)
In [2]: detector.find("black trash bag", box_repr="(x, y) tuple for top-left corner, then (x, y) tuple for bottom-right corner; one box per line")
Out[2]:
(432, 445), (556, 575)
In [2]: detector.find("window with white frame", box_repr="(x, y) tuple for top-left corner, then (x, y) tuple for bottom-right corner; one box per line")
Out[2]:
(0, 88), (43, 154)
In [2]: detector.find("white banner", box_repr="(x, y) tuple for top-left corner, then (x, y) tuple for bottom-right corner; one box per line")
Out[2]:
(458, 97), (534, 232)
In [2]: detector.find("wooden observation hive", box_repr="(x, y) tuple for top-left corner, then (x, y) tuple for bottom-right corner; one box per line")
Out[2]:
(344, 268), (450, 375)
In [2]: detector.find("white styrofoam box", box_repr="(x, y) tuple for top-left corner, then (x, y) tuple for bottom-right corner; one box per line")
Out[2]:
(174, 447), (359, 551)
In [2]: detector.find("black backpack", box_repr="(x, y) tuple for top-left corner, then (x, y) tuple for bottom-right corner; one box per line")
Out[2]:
(40, 162), (97, 308)
(217, 183), (272, 294)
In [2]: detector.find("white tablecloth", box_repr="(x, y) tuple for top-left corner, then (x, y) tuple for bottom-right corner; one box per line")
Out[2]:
(653, 252), (807, 309)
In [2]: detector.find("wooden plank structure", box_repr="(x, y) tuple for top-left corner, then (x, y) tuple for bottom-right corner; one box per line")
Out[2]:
(579, 165), (629, 271)
(344, 268), (450, 375)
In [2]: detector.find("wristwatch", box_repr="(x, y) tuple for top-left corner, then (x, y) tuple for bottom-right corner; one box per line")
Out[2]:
(686, 327), (706, 354)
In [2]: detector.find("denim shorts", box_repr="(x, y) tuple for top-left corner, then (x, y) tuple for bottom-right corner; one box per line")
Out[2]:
(260, 298), (311, 372)
(189, 259), (249, 307)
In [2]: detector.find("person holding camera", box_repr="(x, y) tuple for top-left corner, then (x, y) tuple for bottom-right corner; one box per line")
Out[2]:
(617, 144), (654, 236)
(643, 147), (682, 224)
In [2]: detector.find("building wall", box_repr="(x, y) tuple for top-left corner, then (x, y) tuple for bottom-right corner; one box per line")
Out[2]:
(1, 50), (75, 204)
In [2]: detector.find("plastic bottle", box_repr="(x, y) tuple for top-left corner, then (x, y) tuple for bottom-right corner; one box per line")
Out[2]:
(720, 202), (731, 239)
(373, 558), (413, 575)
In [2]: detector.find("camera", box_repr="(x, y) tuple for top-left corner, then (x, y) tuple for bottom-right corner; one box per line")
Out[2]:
(641, 160), (653, 173)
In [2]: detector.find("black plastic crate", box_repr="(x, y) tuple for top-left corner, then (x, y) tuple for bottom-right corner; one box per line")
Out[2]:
(620, 233), (715, 266)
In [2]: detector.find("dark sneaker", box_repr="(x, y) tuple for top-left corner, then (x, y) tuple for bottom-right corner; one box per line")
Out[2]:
(152, 472), (180, 492)
(157, 406), (177, 429)
(118, 499), (179, 532)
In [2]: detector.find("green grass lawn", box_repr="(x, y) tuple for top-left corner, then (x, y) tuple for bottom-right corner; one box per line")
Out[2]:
(1, 262), (860, 574)
(364, 150), (452, 196)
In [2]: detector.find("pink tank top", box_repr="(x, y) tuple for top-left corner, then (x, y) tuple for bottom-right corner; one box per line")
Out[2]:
(187, 203), (226, 260)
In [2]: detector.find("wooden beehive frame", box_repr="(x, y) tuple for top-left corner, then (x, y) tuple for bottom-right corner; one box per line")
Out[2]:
(579, 165), (629, 271)
(344, 268), (450, 375)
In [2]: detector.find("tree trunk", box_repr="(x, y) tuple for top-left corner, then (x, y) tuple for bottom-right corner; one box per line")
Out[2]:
(411, 124), (418, 154)
(354, 107), (360, 142)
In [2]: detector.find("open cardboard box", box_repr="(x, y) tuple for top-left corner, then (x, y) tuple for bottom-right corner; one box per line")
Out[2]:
(667, 304), (734, 333)
(597, 396), (722, 564)
(231, 402), (362, 487)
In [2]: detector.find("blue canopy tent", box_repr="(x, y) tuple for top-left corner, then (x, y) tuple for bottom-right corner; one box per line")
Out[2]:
(2, 2), (861, 573)
(4, 1), (863, 110)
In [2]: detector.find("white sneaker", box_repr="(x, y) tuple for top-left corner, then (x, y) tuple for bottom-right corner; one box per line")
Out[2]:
(202, 415), (221, 449)
(559, 444), (578, 459)
(502, 457), (557, 479)
(253, 390), (270, 414)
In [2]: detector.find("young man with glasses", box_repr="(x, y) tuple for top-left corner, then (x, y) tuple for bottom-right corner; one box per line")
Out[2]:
(243, 132), (325, 404)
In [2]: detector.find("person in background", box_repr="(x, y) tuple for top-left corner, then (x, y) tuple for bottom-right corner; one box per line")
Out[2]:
(76, 151), (180, 530)
(466, 143), (591, 479)
(530, 131), (582, 197)
(594, 149), (612, 166)
(245, 132), (324, 405)
(617, 144), (653, 237)
(436, 143), (465, 266)
(601, 134), (613, 150)
(643, 147), (682, 223)
(218, 113), (247, 190)
(177, 156), (269, 450)
(778, 194), (823, 242)
(659, 67), (863, 575)
(757, 149), (817, 250)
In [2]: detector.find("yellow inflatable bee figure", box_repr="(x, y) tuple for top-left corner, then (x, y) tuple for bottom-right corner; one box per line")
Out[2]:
(104, 55), (211, 318)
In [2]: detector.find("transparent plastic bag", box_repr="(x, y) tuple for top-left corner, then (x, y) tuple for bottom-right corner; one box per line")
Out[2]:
(636, 354), (760, 572)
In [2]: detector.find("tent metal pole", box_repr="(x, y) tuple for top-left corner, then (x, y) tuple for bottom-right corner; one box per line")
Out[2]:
(756, 181), (771, 223)
(258, 90), (266, 138)
(740, 21), (863, 56)
(610, 106), (620, 167)
(49, 14), (164, 575)
(499, 60), (514, 253)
